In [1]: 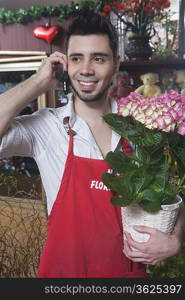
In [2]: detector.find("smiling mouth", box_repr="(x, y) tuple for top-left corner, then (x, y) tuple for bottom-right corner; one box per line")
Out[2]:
(78, 80), (98, 91)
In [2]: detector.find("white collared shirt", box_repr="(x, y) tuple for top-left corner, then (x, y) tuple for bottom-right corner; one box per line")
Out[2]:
(0, 94), (121, 214)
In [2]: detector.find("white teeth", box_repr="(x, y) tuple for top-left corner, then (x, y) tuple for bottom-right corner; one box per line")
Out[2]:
(79, 81), (95, 86)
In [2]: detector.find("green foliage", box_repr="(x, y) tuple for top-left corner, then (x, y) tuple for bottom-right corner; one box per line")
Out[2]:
(152, 11), (178, 60)
(102, 113), (185, 212)
(0, 1), (107, 24)
(148, 243), (185, 278)
(152, 46), (177, 60)
(103, 113), (164, 148)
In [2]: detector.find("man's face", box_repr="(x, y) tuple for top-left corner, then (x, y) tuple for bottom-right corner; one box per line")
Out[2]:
(67, 34), (120, 102)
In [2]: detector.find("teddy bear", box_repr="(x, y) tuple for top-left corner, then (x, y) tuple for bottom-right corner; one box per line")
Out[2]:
(135, 72), (162, 97)
(174, 69), (185, 94)
(109, 71), (133, 98)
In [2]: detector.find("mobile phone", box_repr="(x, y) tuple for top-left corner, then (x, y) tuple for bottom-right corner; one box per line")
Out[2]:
(62, 71), (70, 95)
(55, 70), (70, 95)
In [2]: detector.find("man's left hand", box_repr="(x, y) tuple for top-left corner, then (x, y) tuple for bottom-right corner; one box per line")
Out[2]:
(123, 226), (182, 265)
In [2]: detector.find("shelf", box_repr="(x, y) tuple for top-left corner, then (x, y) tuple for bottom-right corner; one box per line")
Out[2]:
(121, 59), (185, 67)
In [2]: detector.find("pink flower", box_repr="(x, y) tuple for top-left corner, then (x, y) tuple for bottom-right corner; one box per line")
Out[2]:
(119, 106), (130, 117)
(177, 122), (185, 135)
(144, 107), (154, 116)
(117, 90), (185, 135)
(168, 109), (177, 120)
(155, 116), (166, 130)
(118, 97), (130, 105)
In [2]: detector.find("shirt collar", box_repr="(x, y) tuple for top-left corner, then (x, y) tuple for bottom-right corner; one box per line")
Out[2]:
(111, 97), (118, 114)
(57, 94), (121, 150)
(60, 94), (118, 124)
(61, 93), (77, 127)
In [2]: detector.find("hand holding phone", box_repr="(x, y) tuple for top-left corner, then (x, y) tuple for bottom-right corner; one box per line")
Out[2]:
(55, 69), (70, 95)
(62, 71), (70, 95)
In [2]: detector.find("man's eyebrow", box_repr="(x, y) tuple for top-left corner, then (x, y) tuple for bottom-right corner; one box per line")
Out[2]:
(68, 52), (109, 57)
(68, 53), (83, 57)
(92, 52), (109, 57)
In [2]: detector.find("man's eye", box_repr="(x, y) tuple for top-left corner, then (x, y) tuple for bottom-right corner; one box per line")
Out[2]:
(94, 57), (105, 63)
(71, 57), (81, 62)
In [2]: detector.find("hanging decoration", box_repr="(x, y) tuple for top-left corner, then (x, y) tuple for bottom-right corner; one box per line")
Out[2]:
(0, 1), (107, 24)
(33, 25), (60, 44)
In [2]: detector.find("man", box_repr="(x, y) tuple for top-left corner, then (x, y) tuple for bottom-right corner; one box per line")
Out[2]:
(0, 11), (184, 278)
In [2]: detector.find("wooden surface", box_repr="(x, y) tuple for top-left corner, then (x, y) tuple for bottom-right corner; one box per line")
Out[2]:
(120, 59), (185, 89)
(0, 17), (65, 54)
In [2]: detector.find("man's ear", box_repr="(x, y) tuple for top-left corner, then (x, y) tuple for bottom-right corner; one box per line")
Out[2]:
(114, 55), (121, 74)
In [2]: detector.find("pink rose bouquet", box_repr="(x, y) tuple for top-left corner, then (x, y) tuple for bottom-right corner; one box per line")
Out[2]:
(102, 90), (185, 212)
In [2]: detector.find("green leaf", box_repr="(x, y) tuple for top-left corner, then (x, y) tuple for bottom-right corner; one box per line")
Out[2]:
(102, 172), (136, 199)
(138, 189), (163, 212)
(168, 131), (183, 147)
(180, 186), (185, 196)
(102, 173), (127, 195)
(111, 196), (133, 206)
(141, 129), (163, 148)
(139, 186), (176, 211)
(103, 114), (134, 139)
(173, 147), (185, 167)
(150, 148), (164, 164)
(103, 114), (164, 150)
(104, 151), (136, 173)
(140, 189), (162, 202)
(103, 114), (147, 145)
(136, 147), (150, 164)
(139, 199), (161, 212)
(148, 160), (169, 178)
(102, 172), (114, 189)
(134, 169), (155, 191)
(148, 177), (166, 192)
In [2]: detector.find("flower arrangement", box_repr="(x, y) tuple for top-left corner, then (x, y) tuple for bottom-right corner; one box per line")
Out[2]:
(102, 90), (185, 213)
(100, 0), (171, 39)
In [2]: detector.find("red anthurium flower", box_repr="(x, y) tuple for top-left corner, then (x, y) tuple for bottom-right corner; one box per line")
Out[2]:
(162, 0), (171, 9)
(118, 3), (127, 10)
(112, 1), (121, 9)
(144, 5), (153, 13)
(150, 1), (159, 7)
(133, 5), (141, 12)
(99, 12), (108, 17)
(101, 0), (171, 39)
(103, 5), (112, 13)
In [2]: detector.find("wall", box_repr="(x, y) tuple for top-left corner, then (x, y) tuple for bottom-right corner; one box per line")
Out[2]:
(0, 0), (77, 10)
(0, 16), (66, 53)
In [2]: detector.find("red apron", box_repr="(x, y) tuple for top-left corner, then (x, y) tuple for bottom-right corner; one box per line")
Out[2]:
(37, 128), (147, 278)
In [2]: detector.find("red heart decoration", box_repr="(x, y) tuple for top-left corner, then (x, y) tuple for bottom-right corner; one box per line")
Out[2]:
(33, 25), (60, 44)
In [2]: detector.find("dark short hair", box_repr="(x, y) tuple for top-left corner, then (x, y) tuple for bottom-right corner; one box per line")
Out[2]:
(64, 10), (118, 58)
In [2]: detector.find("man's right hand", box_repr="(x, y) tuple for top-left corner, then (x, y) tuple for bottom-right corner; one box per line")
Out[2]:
(35, 51), (68, 92)
(0, 52), (68, 138)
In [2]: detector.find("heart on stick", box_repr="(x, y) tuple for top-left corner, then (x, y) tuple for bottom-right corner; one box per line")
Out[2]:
(33, 25), (60, 44)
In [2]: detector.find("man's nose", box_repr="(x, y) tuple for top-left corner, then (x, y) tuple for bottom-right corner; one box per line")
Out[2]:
(80, 60), (94, 75)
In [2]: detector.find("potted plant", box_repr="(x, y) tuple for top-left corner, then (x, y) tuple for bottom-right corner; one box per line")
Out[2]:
(100, 0), (171, 60)
(102, 90), (185, 242)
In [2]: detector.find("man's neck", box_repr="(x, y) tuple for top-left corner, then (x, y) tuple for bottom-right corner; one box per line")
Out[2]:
(73, 95), (112, 125)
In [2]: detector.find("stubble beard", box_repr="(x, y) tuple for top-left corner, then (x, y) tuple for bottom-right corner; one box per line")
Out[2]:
(70, 82), (112, 103)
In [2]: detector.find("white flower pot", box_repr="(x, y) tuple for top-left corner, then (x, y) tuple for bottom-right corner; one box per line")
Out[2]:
(121, 195), (183, 243)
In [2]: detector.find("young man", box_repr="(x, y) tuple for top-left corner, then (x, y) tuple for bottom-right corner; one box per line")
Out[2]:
(0, 11), (184, 278)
